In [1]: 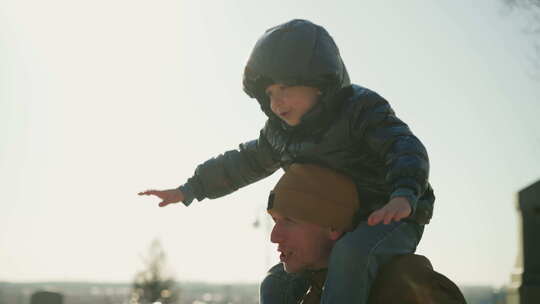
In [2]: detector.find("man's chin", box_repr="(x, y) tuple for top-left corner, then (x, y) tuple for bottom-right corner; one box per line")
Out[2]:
(282, 262), (302, 274)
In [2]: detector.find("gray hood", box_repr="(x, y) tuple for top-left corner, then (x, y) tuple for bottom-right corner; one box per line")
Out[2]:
(243, 19), (351, 126)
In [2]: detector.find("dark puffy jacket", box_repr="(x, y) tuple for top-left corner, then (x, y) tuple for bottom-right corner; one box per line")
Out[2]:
(180, 19), (434, 223)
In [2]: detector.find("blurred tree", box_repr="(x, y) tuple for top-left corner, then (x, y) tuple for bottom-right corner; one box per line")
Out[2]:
(504, 0), (540, 77)
(505, 0), (540, 29)
(130, 239), (180, 304)
(505, 0), (540, 9)
(30, 291), (63, 304)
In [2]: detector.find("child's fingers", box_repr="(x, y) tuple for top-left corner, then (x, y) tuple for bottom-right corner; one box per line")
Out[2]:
(138, 190), (157, 196)
(394, 209), (408, 221)
(393, 214), (404, 222)
(158, 201), (170, 207)
(383, 210), (396, 225)
(369, 202), (411, 226)
(391, 205), (411, 222)
(368, 209), (385, 226)
(367, 212), (377, 226)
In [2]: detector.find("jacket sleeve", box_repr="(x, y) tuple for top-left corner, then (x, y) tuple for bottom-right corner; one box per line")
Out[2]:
(350, 91), (430, 214)
(179, 123), (281, 206)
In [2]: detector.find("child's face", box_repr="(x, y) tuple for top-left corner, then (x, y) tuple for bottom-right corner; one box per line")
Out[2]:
(265, 84), (321, 126)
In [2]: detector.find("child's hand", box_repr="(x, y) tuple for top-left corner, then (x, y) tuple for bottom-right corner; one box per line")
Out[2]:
(138, 188), (185, 207)
(367, 197), (411, 226)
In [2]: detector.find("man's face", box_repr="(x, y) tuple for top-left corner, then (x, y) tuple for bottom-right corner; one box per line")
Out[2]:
(270, 212), (339, 273)
(265, 84), (320, 126)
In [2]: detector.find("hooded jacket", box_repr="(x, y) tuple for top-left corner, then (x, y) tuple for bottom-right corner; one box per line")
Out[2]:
(179, 19), (434, 223)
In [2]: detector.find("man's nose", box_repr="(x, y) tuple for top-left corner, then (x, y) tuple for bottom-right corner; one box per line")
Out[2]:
(270, 223), (284, 244)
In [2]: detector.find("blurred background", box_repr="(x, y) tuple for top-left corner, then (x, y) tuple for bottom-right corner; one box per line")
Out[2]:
(1, 0), (539, 303)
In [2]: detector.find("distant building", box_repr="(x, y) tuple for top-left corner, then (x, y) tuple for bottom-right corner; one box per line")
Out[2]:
(506, 179), (540, 304)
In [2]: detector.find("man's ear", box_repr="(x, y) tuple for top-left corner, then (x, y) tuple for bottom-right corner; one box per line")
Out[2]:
(328, 228), (343, 241)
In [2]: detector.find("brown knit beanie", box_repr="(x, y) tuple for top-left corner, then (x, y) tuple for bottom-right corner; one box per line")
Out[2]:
(267, 163), (360, 231)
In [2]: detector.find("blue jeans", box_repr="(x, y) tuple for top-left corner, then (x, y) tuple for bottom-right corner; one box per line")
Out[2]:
(260, 220), (424, 304)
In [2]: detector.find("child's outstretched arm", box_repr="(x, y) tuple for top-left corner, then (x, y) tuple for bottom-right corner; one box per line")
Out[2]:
(139, 122), (280, 207)
(138, 189), (184, 207)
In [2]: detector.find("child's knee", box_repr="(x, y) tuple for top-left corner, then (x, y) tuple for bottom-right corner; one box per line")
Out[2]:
(330, 236), (371, 269)
(332, 238), (371, 261)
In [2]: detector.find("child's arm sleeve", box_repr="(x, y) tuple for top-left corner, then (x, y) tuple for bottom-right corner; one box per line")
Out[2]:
(178, 124), (281, 206)
(350, 91), (430, 215)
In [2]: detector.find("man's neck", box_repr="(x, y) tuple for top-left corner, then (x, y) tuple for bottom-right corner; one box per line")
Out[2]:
(299, 268), (328, 304)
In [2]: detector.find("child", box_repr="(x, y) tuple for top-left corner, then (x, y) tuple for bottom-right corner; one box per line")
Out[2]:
(139, 19), (435, 303)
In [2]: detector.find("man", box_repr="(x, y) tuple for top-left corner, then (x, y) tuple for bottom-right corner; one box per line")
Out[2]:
(262, 163), (466, 304)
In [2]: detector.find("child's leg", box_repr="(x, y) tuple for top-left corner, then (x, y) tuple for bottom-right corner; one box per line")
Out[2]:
(321, 220), (424, 304)
(260, 263), (310, 304)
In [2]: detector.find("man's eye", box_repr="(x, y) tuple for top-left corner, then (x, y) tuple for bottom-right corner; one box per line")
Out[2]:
(279, 85), (290, 92)
(285, 217), (296, 224)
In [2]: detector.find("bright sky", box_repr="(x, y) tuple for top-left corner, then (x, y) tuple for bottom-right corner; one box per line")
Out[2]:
(1, 0), (539, 287)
